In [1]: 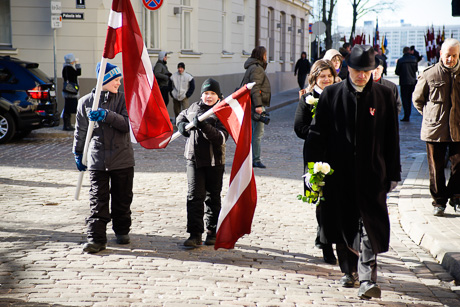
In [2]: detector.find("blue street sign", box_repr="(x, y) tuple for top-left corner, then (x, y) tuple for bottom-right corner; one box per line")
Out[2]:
(142, 0), (163, 11)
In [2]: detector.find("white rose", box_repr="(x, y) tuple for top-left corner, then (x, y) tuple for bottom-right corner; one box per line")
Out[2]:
(321, 163), (331, 174)
(305, 95), (317, 105)
(313, 162), (323, 174)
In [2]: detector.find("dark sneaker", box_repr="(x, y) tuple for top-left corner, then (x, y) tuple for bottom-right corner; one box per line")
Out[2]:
(83, 242), (106, 254)
(358, 281), (381, 299)
(433, 206), (445, 216)
(116, 234), (130, 244)
(340, 274), (357, 288)
(204, 232), (217, 246)
(253, 161), (266, 168)
(449, 198), (460, 212)
(184, 234), (202, 247)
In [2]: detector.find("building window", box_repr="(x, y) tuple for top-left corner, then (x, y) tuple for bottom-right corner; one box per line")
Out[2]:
(268, 7), (275, 62)
(221, 0), (233, 54)
(181, 0), (193, 51)
(143, 8), (160, 50)
(280, 12), (286, 62)
(290, 15), (296, 62)
(0, 0), (12, 48)
(300, 18), (305, 55)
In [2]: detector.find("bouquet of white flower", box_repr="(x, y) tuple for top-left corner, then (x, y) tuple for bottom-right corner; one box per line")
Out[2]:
(305, 95), (319, 118)
(297, 161), (334, 205)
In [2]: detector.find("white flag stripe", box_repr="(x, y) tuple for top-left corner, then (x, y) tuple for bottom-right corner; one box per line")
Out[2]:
(225, 96), (244, 125)
(216, 147), (253, 231)
(108, 10), (122, 29)
(141, 46), (154, 88)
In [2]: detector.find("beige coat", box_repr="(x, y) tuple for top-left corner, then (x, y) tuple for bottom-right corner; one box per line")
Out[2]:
(413, 62), (460, 142)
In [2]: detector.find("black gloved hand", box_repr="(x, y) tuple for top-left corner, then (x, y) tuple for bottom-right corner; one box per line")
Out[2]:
(177, 122), (190, 137)
(192, 115), (205, 130)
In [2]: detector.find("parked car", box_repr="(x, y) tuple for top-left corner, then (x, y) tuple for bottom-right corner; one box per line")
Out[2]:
(0, 56), (60, 144)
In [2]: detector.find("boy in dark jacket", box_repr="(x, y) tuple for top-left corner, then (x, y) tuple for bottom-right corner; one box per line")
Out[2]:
(176, 78), (229, 247)
(73, 62), (135, 254)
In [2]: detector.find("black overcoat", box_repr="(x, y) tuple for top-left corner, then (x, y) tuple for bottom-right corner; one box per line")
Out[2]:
(305, 78), (401, 254)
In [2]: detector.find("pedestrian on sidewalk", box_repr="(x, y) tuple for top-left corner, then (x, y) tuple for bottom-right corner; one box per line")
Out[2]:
(413, 38), (460, 216)
(154, 51), (172, 107)
(395, 46), (418, 121)
(169, 62), (195, 121)
(176, 78), (229, 247)
(306, 45), (401, 300)
(62, 53), (81, 131)
(241, 46), (271, 169)
(294, 51), (311, 90)
(294, 59), (337, 265)
(73, 62), (135, 254)
(373, 59), (402, 114)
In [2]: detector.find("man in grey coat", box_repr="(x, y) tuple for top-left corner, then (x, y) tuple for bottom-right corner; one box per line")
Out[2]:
(73, 62), (135, 254)
(413, 38), (460, 216)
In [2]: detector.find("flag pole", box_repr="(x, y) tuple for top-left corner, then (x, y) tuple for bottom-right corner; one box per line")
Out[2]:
(74, 57), (108, 200)
(166, 82), (256, 145)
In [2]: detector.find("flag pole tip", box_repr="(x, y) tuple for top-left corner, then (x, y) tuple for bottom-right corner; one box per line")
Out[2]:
(246, 82), (256, 90)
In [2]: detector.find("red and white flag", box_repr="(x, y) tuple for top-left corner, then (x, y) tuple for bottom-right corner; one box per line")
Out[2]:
(212, 85), (257, 250)
(104, 0), (173, 149)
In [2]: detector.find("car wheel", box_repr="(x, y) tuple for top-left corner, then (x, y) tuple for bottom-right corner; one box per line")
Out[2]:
(0, 112), (16, 144)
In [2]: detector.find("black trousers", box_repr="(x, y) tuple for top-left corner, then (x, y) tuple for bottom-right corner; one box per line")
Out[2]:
(426, 142), (460, 206)
(63, 97), (78, 114)
(297, 73), (307, 90)
(87, 167), (134, 243)
(160, 86), (170, 107)
(336, 221), (377, 283)
(186, 160), (224, 234)
(400, 84), (416, 119)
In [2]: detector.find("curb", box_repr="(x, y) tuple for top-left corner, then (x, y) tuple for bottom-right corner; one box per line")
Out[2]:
(399, 154), (460, 281)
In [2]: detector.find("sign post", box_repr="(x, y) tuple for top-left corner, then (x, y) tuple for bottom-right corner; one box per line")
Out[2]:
(51, 1), (62, 101)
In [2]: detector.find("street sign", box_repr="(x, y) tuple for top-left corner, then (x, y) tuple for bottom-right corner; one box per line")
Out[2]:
(311, 21), (326, 36)
(76, 0), (85, 9)
(51, 15), (62, 28)
(51, 1), (62, 14)
(142, 0), (163, 11)
(62, 12), (84, 19)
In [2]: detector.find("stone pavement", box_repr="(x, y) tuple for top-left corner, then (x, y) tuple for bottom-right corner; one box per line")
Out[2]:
(0, 79), (460, 306)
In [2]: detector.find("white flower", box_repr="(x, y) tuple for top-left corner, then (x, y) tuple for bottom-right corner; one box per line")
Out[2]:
(313, 162), (323, 174)
(305, 95), (317, 105)
(321, 163), (331, 174)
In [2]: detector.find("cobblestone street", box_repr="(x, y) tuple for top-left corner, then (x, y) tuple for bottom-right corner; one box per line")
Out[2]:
(0, 100), (460, 306)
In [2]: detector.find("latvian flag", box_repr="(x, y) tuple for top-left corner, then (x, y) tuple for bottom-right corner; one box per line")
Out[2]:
(104, 0), (173, 149)
(212, 85), (258, 250)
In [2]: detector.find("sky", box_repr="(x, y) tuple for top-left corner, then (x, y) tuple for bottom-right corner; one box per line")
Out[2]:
(335, 0), (460, 28)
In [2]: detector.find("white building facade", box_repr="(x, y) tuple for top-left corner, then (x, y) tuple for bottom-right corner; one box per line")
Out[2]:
(0, 0), (312, 113)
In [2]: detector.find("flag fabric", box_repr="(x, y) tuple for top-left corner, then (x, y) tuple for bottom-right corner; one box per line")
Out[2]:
(104, 0), (173, 149)
(374, 18), (379, 47)
(381, 34), (387, 54)
(212, 86), (257, 250)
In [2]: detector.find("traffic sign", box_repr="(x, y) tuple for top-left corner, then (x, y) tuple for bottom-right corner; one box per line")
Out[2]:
(51, 1), (61, 14)
(51, 15), (62, 28)
(142, 0), (163, 11)
(311, 21), (326, 36)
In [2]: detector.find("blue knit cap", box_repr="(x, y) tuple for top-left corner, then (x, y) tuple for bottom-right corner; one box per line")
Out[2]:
(96, 62), (122, 85)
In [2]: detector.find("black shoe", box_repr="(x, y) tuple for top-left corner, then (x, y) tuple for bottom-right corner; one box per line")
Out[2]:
(322, 244), (337, 264)
(204, 232), (216, 246)
(116, 234), (130, 244)
(83, 242), (106, 254)
(358, 281), (381, 299)
(449, 198), (460, 212)
(253, 161), (266, 168)
(184, 234), (202, 247)
(433, 206), (446, 216)
(340, 274), (357, 288)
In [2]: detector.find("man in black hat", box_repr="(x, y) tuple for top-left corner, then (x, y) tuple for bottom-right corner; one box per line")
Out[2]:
(306, 45), (401, 299)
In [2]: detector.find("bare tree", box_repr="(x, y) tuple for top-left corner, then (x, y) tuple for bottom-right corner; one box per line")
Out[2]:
(322, 0), (338, 50)
(349, 0), (397, 43)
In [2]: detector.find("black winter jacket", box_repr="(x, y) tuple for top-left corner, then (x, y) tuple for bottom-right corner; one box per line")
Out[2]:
(176, 100), (229, 168)
(395, 54), (418, 85)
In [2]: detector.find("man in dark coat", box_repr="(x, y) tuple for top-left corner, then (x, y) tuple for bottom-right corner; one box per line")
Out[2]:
(395, 46), (418, 121)
(294, 51), (311, 89)
(373, 59), (402, 114)
(306, 45), (401, 300)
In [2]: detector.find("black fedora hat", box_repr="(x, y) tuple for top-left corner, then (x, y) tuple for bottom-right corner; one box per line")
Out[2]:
(348, 45), (379, 71)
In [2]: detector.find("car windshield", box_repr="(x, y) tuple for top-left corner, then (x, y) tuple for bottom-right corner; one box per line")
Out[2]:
(28, 67), (53, 83)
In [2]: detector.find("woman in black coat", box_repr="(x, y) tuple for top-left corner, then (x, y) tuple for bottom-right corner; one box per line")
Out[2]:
(294, 59), (336, 264)
(62, 53), (81, 131)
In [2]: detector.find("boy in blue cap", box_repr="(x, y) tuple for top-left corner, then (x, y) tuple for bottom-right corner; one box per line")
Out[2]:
(73, 62), (135, 253)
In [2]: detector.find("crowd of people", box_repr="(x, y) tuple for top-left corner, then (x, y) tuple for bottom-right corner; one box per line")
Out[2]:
(70, 38), (460, 301)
